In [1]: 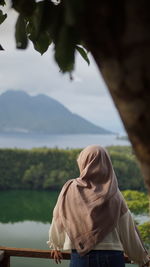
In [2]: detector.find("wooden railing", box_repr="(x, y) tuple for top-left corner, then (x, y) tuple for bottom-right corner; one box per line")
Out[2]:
(0, 246), (132, 267)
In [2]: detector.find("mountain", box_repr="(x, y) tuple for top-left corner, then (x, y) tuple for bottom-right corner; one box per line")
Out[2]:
(0, 90), (112, 134)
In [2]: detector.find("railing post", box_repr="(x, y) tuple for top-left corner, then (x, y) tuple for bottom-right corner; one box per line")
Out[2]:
(0, 252), (10, 267)
(0, 251), (4, 262)
(0, 251), (4, 267)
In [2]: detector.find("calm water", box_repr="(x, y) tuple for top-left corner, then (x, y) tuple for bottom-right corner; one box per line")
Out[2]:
(0, 190), (68, 267)
(0, 190), (141, 267)
(0, 133), (130, 149)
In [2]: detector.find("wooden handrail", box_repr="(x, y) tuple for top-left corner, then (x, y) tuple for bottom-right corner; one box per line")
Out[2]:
(0, 246), (70, 259)
(0, 246), (132, 266)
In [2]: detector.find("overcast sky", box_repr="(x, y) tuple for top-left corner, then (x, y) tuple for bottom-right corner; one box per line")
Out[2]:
(0, 4), (126, 134)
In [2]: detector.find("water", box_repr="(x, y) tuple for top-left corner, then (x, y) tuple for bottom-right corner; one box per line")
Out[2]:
(0, 221), (67, 267)
(0, 190), (140, 267)
(0, 190), (68, 267)
(0, 133), (130, 149)
(133, 214), (150, 224)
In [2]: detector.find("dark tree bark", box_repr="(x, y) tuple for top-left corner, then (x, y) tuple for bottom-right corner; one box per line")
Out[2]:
(80, 0), (150, 192)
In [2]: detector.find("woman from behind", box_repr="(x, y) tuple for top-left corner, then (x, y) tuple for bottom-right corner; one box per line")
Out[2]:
(47, 145), (150, 267)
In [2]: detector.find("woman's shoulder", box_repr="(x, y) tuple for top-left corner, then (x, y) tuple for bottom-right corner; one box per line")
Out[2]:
(59, 179), (74, 195)
(65, 178), (74, 186)
(62, 179), (74, 189)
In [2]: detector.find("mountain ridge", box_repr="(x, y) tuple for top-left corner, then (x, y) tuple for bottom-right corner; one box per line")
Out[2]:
(0, 90), (112, 135)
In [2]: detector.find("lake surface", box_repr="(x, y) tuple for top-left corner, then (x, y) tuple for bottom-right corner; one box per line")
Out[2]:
(0, 190), (142, 267)
(0, 133), (130, 149)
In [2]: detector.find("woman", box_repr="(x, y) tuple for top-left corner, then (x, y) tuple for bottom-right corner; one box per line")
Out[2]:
(47, 145), (149, 267)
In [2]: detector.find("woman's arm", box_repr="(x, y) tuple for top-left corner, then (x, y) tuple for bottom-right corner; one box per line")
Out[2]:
(47, 217), (66, 249)
(117, 210), (149, 267)
(47, 217), (65, 264)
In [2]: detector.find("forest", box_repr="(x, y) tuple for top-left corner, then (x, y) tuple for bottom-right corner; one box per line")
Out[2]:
(0, 146), (146, 191)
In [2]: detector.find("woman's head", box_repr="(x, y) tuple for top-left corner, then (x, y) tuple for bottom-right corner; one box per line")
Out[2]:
(77, 145), (113, 184)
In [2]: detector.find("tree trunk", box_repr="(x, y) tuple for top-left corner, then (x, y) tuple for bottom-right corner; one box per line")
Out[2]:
(81, 0), (150, 192)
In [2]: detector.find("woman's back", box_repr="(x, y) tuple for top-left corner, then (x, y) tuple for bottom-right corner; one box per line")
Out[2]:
(47, 145), (150, 267)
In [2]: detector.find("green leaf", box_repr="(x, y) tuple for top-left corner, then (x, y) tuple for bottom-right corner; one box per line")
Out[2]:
(76, 45), (90, 65)
(64, 0), (75, 26)
(12, 0), (36, 17)
(55, 26), (79, 72)
(0, 0), (5, 6)
(0, 9), (7, 24)
(27, 1), (56, 40)
(33, 32), (52, 55)
(26, 1), (54, 54)
(46, 3), (63, 41)
(15, 15), (28, 49)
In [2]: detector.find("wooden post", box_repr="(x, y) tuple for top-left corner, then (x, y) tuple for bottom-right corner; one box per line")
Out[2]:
(0, 252), (10, 267)
(0, 251), (4, 267)
(0, 251), (4, 262)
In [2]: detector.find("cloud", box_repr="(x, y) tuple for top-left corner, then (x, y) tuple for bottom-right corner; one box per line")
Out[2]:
(0, 47), (106, 97)
(0, 5), (125, 134)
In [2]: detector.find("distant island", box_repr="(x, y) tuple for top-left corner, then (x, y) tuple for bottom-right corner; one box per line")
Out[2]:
(0, 90), (112, 135)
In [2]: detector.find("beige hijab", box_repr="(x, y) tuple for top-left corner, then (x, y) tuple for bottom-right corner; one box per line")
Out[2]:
(53, 145), (128, 255)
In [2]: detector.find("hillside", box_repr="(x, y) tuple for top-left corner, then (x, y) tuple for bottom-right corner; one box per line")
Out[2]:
(0, 90), (112, 134)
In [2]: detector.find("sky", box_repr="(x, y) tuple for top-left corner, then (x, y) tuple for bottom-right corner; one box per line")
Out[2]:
(0, 3), (126, 134)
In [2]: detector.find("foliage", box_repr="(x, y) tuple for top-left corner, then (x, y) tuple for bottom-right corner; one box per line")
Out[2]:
(23, 163), (46, 189)
(138, 222), (150, 248)
(43, 170), (69, 189)
(108, 147), (146, 191)
(0, 147), (80, 190)
(0, 0), (89, 72)
(122, 190), (149, 214)
(0, 146), (147, 192)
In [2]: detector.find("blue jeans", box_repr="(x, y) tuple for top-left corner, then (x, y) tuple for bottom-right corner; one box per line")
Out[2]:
(69, 250), (125, 267)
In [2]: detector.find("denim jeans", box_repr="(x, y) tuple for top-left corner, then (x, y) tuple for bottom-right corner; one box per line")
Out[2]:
(69, 250), (125, 267)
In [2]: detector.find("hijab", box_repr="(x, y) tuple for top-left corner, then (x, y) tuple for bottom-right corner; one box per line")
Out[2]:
(53, 145), (128, 255)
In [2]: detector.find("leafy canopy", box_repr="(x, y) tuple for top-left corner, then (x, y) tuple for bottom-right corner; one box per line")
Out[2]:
(0, 0), (90, 72)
